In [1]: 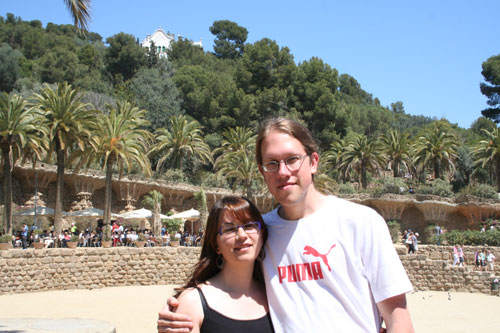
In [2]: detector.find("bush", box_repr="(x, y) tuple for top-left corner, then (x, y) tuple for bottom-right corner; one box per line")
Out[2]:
(386, 220), (401, 243)
(161, 169), (185, 183)
(0, 234), (12, 243)
(338, 183), (356, 194)
(418, 179), (453, 197)
(459, 184), (498, 200)
(372, 177), (407, 197)
(443, 229), (500, 246)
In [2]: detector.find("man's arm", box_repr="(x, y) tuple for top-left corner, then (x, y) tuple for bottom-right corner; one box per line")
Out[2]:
(377, 294), (414, 333)
(157, 296), (194, 333)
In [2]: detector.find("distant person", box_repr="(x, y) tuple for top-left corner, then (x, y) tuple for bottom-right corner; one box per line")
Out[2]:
(435, 225), (442, 245)
(487, 250), (496, 271)
(452, 245), (459, 266)
(458, 245), (465, 267)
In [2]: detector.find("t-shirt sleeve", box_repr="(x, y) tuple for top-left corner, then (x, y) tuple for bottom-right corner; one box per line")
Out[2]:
(360, 210), (413, 303)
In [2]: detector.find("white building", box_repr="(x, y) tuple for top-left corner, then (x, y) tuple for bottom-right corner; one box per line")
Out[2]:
(141, 27), (202, 58)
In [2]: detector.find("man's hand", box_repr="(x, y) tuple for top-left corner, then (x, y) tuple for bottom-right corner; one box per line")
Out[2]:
(157, 297), (194, 333)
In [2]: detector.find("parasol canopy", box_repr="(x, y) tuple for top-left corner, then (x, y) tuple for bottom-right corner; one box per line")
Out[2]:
(13, 206), (56, 216)
(165, 208), (200, 220)
(66, 207), (122, 218)
(120, 208), (168, 220)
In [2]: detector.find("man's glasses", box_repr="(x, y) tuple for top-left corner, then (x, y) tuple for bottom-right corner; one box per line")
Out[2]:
(261, 155), (309, 173)
(218, 221), (261, 237)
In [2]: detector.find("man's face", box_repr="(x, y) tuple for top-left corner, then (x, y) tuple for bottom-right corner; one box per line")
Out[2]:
(259, 130), (318, 210)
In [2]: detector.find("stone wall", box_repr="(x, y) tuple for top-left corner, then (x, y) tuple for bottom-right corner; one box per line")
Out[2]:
(397, 245), (499, 294)
(1, 246), (498, 296)
(0, 247), (200, 295)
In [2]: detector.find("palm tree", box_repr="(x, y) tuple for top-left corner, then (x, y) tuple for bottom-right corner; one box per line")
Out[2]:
(214, 127), (262, 198)
(474, 127), (500, 190)
(322, 138), (346, 183)
(35, 82), (98, 236)
(382, 130), (410, 178)
(150, 115), (212, 172)
(412, 123), (457, 180)
(142, 190), (163, 237)
(89, 101), (152, 227)
(0, 93), (43, 234)
(64, 0), (92, 33)
(339, 134), (386, 189)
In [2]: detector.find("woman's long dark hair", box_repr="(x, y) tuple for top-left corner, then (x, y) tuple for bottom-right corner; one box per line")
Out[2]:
(174, 196), (268, 297)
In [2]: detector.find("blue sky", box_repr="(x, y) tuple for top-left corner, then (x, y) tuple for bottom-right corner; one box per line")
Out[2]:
(3, 0), (500, 129)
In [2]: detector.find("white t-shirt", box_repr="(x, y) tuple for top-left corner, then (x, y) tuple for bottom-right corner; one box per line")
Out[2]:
(262, 196), (412, 332)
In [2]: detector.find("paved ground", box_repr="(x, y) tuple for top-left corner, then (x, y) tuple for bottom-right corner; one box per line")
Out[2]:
(0, 286), (499, 332)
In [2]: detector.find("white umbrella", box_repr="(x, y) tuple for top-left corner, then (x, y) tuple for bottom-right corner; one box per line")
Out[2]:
(66, 208), (122, 218)
(121, 208), (168, 220)
(166, 208), (200, 220)
(13, 206), (55, 216)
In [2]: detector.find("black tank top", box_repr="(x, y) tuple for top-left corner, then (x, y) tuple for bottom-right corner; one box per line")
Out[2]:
(196, 287), (274, 333)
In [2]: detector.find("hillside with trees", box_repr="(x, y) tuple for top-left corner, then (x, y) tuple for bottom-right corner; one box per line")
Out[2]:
(2, 13), (500, 235)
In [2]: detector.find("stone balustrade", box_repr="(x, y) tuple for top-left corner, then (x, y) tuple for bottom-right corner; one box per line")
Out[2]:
(1, 246), (498, 296)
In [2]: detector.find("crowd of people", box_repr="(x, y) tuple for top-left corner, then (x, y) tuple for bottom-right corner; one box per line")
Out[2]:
(5, 220), (202, 249)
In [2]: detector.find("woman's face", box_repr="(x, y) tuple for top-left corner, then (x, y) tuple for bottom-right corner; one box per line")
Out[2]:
(215, 211), (264, 266)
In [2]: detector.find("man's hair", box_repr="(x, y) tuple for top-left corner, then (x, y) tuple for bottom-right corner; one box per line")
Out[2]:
(256, 117), (318, 165)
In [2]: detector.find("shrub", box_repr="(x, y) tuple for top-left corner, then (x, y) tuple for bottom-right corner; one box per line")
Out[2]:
(338, 183), (356, 194)
(418, 179), (453, 197)
(0, 234), (12, 243)
(386, 220), (401, 243)
(443, 229), (500, 246)
(459, 184), (498, 200)
(372, 177), (407, 197)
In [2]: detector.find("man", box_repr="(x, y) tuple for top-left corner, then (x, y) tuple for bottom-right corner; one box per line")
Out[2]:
(21, 224), (29, 249)
(158, 118), (414, 332)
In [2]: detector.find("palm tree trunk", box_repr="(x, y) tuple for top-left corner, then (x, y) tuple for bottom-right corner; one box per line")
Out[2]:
(393, 158), (400, 178)
(153, 203), (161, 237)
(103, 155), (116, 227)
(361, 163), (367, 189)
(434, 158), (440, 179)
(54, 145), (65, 236)
(1, 144), (13, 235)
(496, 155), (500, 191)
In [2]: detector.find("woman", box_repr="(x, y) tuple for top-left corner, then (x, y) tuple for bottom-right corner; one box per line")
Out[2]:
(159, 196), (274, 333)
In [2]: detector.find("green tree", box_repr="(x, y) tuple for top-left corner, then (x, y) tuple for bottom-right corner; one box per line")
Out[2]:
(0, 93), (43, 234)
(129, 59), (182, 131)
(339, 133), (386, 189)
(474, 127), (500, 190)
(412, 122), (458, 180)
(382, 130), (409, 178)
(209, 20), (248, 59)
(35, 82), (98, 235)
(150, 115), (213, 172)
(105, 32), (146, 82)
(480, 54), (500, 122)
(142, 189), (163, 236)
(238, 38), (296, 94)
(0, 43), (22, 92)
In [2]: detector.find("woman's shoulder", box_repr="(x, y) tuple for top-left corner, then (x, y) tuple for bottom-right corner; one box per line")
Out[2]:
(177, 287), (204, 330)
(178, 286), (202, 305)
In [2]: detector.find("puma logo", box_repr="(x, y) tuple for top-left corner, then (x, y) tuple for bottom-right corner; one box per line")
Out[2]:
(303, 244), (336, 271)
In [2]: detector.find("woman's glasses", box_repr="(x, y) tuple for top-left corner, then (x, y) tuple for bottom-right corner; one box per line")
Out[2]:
(218, 221), (261, 237)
